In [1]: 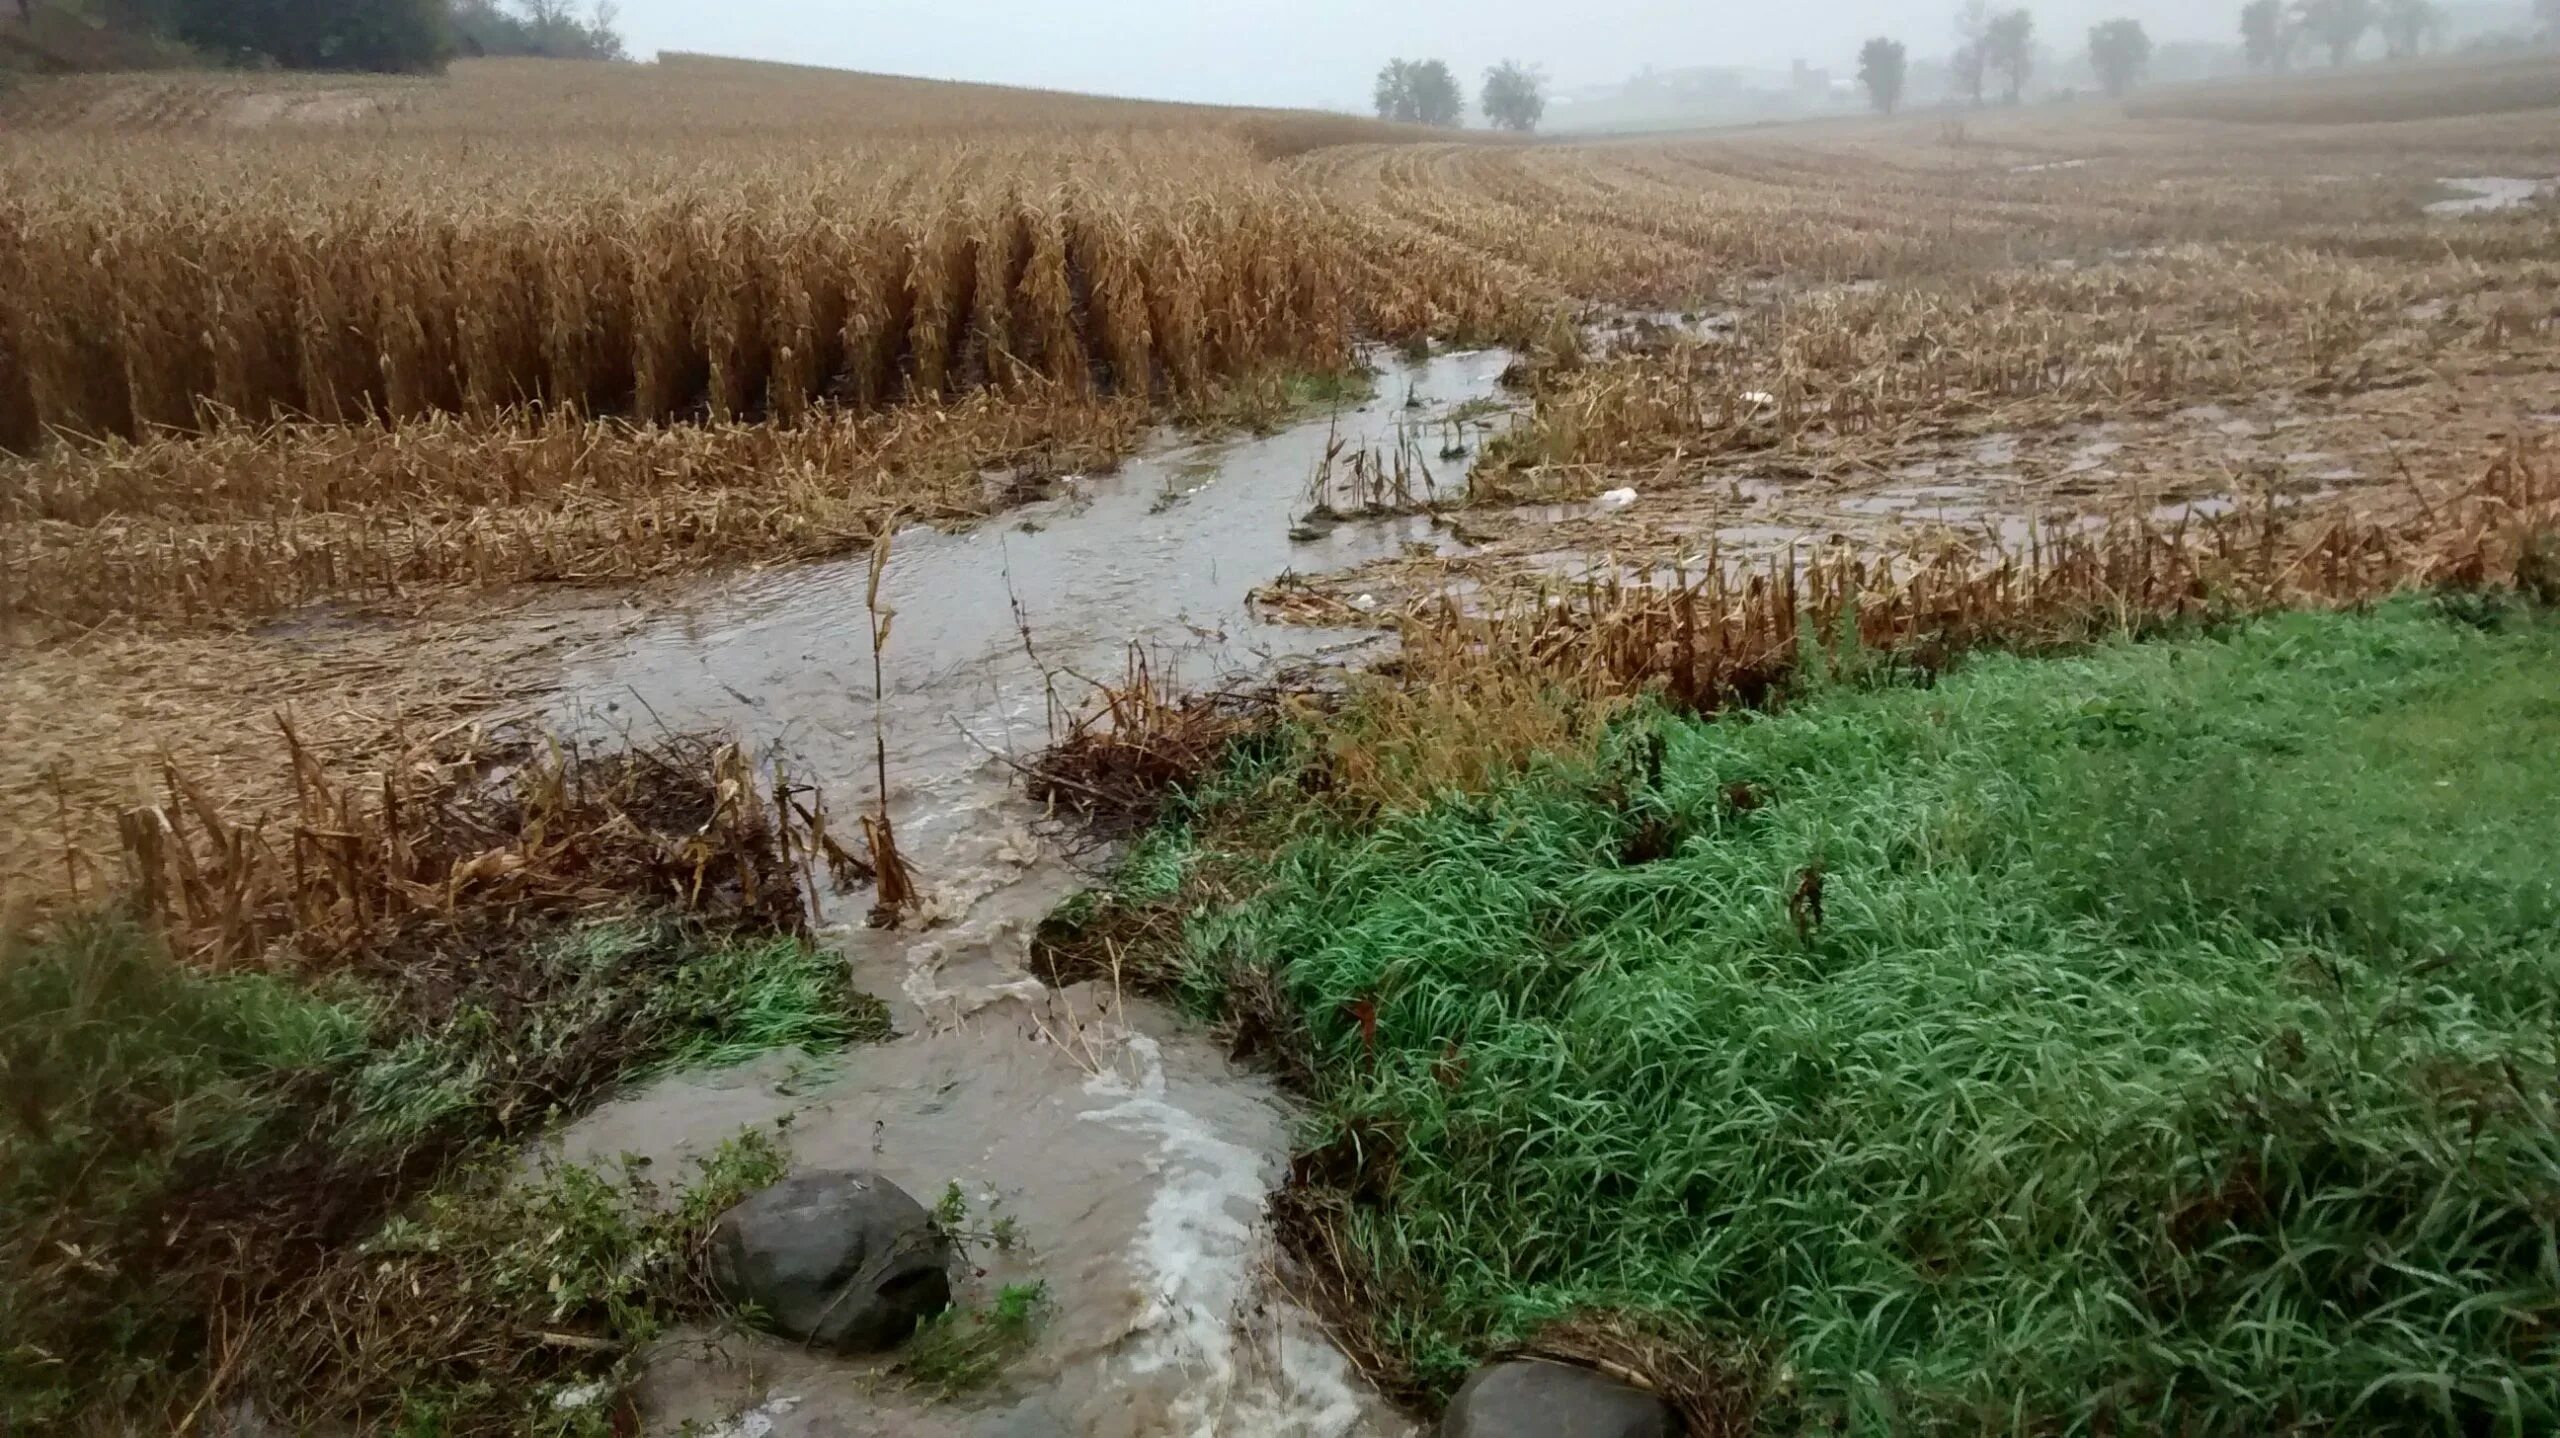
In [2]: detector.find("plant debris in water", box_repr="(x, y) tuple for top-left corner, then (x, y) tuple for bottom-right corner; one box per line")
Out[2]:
(894, 1281), (1051, 1399)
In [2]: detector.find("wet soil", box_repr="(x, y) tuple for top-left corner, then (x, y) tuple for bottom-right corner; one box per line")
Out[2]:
(1260, 367), (2560, 624)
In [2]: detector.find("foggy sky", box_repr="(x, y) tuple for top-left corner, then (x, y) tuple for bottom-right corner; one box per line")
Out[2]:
(609, 0), (2256, 109)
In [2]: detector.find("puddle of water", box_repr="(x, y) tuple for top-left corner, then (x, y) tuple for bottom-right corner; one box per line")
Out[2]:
(524, 350), (1516, 1437)
(1477, 499), (1606, 527)
(2152, 495), (2241, 522)
(1970, 434), (2020, 466)
(1590, 309), (1742, 356)
(1989, 511), (2108, 546)
(2061, 437), (2124, 477)
(2424, 176), (2555, 217)
(1713, 523), (1820, 547)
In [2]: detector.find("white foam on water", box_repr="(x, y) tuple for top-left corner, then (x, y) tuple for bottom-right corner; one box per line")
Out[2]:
(1082, 1033), (1375, 1437)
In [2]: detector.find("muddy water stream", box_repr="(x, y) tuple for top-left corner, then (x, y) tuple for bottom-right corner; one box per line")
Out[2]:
(534, 350), (1515, 1437)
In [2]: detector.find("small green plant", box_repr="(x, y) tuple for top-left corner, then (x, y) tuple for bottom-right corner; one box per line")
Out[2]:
(931, 1182), (1028, 1255)
(895, 1282), (1051, 1398)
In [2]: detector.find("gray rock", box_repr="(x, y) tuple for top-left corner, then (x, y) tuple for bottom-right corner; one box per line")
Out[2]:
(706, 1170), (953, 1352)
(1441, 1359), (1680, 1438)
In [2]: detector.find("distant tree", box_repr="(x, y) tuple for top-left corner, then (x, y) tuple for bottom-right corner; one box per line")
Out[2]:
(2299, 0), (2374, 64)
(1952, 0), (1992, 102)
(451, 0), (625, 60)
(2377, 0), (2440, 56)
(2088, 18), (2152, 95)
(2240, 0), (2300, 70)
(1949, 42), (1986, 103)
(1372, 58), (1461, 125)
(2540, 0), (2560, 40)
(1986, 7), (2035, 102)
(1408, 59), (1463, 125)
(1373, 58), (1414, 120)
(174, 0), (450, 72)
(1480, 59), (1545, 132)
(1858, 37), (1909, 113)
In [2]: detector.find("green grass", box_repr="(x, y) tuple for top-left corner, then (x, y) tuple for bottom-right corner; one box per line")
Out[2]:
(1142, 597), (2560, 1432)
(0, 911), (881, 1428)
(368, 1127), (791, 1437)
(895, 1282), (1051, 1398)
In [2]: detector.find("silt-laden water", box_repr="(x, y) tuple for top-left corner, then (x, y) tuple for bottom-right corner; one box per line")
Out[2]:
(530, 350), (1514, 1436)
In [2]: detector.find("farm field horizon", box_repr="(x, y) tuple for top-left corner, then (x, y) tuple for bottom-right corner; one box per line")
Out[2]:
(2, 41), (2557, 1438)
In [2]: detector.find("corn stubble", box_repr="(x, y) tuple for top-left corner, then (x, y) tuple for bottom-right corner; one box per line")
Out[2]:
(8, 88), (2553, 634)
(1046, 442), (2557, 819)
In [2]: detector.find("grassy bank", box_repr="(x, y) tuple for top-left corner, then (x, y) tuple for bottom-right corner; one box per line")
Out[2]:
(0, 909), (877, 1430)
(1058, 596), (2560, 1432)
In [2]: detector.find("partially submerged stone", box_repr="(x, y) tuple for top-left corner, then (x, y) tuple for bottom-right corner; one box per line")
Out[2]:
(1441, 1359), (1680, 1438)
(706, 1170), (953, 1352)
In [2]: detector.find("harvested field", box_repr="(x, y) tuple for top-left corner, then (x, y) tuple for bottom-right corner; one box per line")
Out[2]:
(2129, 52), (2560, 125)
(7, 50), (2560, 1436)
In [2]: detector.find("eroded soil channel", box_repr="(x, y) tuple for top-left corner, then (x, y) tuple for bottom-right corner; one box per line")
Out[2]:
(525, 349), (1516, 1437)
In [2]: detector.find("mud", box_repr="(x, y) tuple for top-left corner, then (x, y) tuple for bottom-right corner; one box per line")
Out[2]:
(527, 349), (1514, 1436)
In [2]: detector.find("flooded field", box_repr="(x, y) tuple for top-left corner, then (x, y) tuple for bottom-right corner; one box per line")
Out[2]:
(5, 63), (2559, 1435)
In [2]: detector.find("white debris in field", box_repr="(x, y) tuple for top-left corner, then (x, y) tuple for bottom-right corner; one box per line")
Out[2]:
(551, 1382), (610, 1411)
(1351, 593), (1379, 612)
(1597, 488), (1638, 511)
(1742, 390), (1775, 406)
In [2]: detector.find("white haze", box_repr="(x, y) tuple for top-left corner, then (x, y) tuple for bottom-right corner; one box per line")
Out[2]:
(607, 0), (2269, 110)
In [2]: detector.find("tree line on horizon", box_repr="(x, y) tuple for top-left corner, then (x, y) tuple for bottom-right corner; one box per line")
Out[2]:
(8, 0), (626, 74)
(1374, 56), (1548, 132)
(1855, 0), (2493, 116)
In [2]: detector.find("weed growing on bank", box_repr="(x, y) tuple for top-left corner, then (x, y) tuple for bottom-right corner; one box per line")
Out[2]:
(0, 911), (876, 1429)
